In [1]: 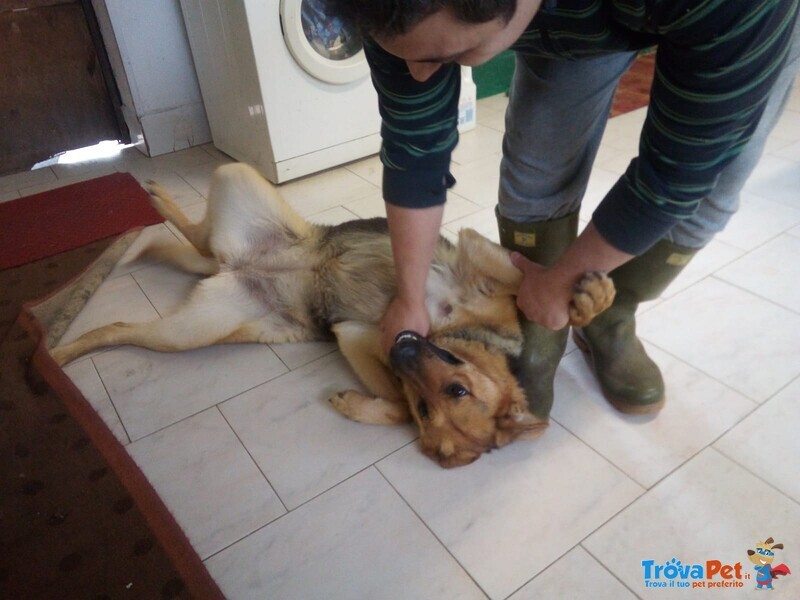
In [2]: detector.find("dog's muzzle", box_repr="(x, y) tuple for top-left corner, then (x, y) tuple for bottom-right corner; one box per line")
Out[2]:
(390, 330), (464, 372)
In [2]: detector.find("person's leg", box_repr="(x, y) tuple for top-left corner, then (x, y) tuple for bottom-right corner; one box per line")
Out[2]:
(497, 50), (637, 419)
(576, 17), (800, 413)
(668, 14), (800, 249)
(499, 51), (638, 223)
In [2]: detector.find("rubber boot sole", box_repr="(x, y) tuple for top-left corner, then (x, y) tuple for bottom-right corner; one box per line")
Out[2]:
(572, 329), (665, 415)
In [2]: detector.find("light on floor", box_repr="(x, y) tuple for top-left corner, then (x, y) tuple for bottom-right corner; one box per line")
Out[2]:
(32, 140), (133, 169)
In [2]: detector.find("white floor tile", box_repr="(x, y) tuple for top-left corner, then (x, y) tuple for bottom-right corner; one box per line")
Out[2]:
(378, 422), (643, 600)
(220, 352), (416, 510)
(306, 205), (359, 226)
(637, 278), (800, 402)
(205, 468), (484, 600)
(19, 166), (117, 196)
(128, 408), (285, 559)
(584, 448), (800, 599)
(716, 234), (800, 313)
(0, 167), (55, 193)
(344, 154), (382, 187)
(198, 143), (233, 163)
(57, 274), (159, 346)
(63, 359), (129, 445)
(604, 107), (648, 141)
(450, 153), (502, 208)
(593, 143), (635, 175)
(509, 546), (637, 600)
(175, 159), (231, 198)
(477, 93), (509, 114)
(552, 347), (756, 488)
(343, 191), (386, 219)
(451, 125), (504, 166)
(770, 108), (800, 142)
(269, 340), (338, 370)
(661, 238), (744, 300)
(132, 171), (205, 208)
(0, 189), (20, 203)
(50, 157), (120, 181)
(715, 375), (800, 503)
(714, 191), (800, 252)
(164, 202), (207, 244)
(278, 168), (379, 217)
(579, 167), (620, 220)
(93, 342), (286, 440)
(442, 192), (482, 224)
(479, 109), (506, 132)
(132, 263), (203, 317)
(743, 154), (800, 208)
(132, 146), (218, 175)
(773, 137), (800, 161)
(443, 206), (501, 244)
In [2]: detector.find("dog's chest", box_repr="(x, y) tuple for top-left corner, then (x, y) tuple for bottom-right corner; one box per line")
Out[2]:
(425, 267), (464, 324)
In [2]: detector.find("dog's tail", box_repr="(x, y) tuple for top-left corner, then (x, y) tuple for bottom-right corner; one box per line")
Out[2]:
(137, 240), (219, 276)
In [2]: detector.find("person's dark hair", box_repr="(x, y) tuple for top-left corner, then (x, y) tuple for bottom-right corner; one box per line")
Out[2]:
(325, 0), (517, 38)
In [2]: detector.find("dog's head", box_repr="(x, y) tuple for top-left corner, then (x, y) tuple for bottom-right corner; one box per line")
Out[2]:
(390, 330), (547, 468)
(747, 537), (784, 566)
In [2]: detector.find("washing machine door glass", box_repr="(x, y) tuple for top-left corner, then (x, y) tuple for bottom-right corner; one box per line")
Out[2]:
(280, 0), (370, 85)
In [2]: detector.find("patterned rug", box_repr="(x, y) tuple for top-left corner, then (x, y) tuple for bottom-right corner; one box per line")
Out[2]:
(0, 178), (223, 599)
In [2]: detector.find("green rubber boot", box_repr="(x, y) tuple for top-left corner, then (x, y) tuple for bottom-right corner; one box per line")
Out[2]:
(572, 239), (698, 414)
(496, 207), (579, 420)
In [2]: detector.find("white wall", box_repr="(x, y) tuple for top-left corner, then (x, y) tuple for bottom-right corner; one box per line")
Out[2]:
(94, 0), (211, 156)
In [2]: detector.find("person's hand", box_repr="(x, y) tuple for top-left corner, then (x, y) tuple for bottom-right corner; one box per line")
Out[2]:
(380, 295), (431, 355)
(510, 252), (574, 330)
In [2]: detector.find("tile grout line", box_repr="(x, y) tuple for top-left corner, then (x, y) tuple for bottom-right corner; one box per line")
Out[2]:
(373, 464), (492, 600)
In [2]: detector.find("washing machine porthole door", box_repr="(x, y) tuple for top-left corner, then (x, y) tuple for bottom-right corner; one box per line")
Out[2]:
(280, 0), (370, 85)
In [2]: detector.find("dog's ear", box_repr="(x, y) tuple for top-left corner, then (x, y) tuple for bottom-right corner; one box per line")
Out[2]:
(456, 228), (522, 297)
(494, 393), (548, 447)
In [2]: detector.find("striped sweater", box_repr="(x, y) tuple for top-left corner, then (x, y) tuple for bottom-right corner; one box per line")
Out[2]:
(365, 0), (799, 254)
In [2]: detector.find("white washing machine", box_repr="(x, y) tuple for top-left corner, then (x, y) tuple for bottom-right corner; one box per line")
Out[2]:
(179, 0), (382, 183)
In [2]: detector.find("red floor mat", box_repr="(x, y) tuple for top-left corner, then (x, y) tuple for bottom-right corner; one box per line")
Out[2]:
(0, 172), (163, 271)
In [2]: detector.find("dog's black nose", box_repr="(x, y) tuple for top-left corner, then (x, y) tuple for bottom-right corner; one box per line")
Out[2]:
(390, 330), (422, 370)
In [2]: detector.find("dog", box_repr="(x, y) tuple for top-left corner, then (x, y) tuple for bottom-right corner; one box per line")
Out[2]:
(51, 163), (615, 468)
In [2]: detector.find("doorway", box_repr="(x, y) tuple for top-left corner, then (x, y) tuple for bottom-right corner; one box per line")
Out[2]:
(0, 0), (128, 177)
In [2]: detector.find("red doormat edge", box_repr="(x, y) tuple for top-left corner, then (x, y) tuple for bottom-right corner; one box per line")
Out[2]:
(17, 239), (225, 600)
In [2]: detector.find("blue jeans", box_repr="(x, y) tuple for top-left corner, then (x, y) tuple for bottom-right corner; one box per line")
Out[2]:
(498, 17), (800, 249)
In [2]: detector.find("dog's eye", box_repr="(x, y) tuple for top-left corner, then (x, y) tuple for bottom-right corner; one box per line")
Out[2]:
(445, 383), (469, 398)
(417, 399), (430, 420)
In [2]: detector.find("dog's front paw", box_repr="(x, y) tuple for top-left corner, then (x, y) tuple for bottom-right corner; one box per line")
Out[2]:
(568, 272), (615, 327)
(329, 390), (410, 425)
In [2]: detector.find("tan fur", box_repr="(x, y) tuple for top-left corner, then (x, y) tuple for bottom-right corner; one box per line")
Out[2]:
(51, 163), (615, 468)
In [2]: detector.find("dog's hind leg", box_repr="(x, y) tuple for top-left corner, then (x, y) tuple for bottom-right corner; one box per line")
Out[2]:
(51, 273), (262, 366)
(146, 181), (211, 253)
(139, 240), (219, 276)
(328, 322), (410, 425)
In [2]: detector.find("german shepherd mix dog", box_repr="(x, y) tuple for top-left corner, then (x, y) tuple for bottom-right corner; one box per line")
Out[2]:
(52, 164), (615, 468)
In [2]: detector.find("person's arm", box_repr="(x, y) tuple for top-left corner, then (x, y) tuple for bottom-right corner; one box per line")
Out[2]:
(380, 203), (445, 353)
(511, 222), (633, 329)
(360, 39), (460, 352)
(514, 2), (798, 329)
(592, 1), (798, 256)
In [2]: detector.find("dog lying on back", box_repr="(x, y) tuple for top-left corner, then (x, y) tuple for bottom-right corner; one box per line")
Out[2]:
(52, 163), (615, 467)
